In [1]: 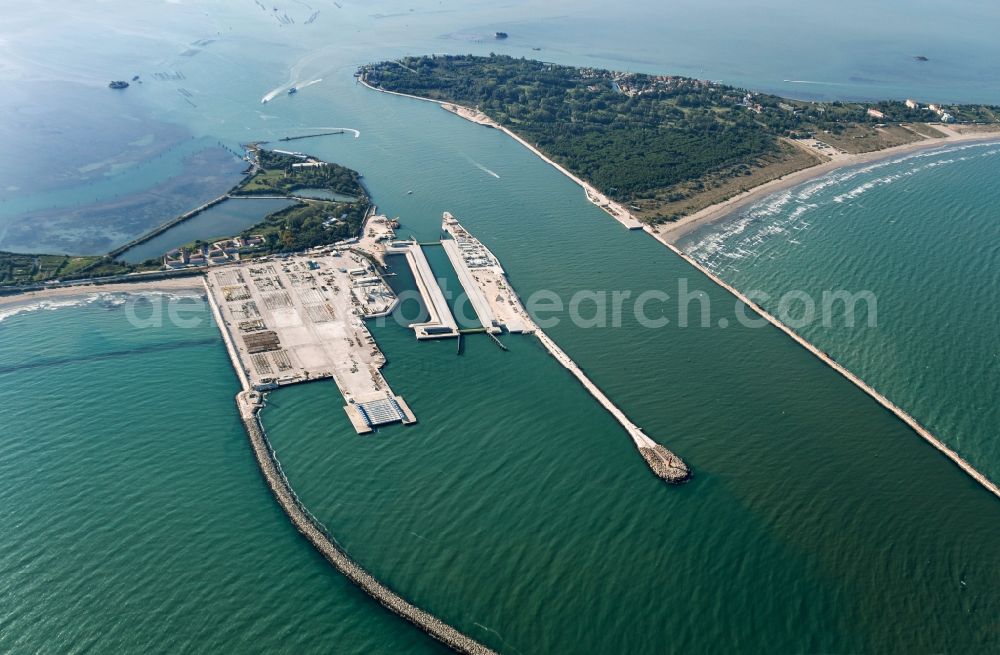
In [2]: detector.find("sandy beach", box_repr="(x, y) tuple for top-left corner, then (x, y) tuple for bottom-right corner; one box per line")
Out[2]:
(0, 276), (205, 312)
(655, 126), (1000, 242)
(360, 76), (643, 228)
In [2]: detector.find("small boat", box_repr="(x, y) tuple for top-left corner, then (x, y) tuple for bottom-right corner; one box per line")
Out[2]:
(287, 87), (297, 95)
(494, 31), (508, 39)
(407, 190), (413, 195)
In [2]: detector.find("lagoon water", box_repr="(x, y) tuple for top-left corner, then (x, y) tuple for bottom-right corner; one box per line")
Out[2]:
(118, 197), (293, 264)
(3, 1), (1000, 652)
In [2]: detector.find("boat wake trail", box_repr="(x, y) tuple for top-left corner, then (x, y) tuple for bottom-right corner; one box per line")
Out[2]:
(471, 161), (500, 178)
(260, 78), (323, 104)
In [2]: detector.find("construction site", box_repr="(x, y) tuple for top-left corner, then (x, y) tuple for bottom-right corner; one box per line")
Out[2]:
(204, 215), (415, 434)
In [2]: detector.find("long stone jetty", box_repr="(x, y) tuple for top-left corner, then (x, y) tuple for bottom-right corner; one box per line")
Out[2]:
(237, 400), (495, 655)
(359, 75), (998, 499)
(645, 228), (1000, 501)
(108, 193), (230, 259)
(532, 327), (690, 483)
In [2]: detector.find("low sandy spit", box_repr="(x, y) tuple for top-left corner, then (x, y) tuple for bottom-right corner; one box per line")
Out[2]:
(0, 276), (205, 312)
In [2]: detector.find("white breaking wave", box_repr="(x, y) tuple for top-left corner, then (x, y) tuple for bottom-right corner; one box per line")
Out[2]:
(0, 291), (202, 324)
(687, 141), (1000, 270)
(260, 78), (323, 104)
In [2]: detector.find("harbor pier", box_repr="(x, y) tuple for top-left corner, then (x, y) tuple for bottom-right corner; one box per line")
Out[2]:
(441, 212), (690, 484)
(386, 240), (460, 339)
(204, 243), (415, 435)
(207, 264), (494, 653)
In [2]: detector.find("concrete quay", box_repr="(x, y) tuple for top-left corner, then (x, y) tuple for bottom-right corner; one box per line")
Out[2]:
(386, 240), (460, 339)
(441, 212), (530, 335)
(205, 249), (414, 434)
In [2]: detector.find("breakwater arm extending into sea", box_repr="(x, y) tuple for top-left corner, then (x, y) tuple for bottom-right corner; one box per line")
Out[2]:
(440, 213), (690, 484)
(645, 230), (1000, 501)
(238, 403), (495, 655)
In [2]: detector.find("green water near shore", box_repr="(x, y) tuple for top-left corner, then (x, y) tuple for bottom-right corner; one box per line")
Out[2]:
(0, 299), (440, 654)
(4, 0), (1000, 652)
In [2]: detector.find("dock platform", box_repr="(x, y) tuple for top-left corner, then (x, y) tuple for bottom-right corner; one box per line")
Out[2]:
(440, 212), (531, 334)
(386, 240), (460, 339)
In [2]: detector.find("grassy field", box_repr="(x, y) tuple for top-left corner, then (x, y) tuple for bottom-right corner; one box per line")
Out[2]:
(233, 148), (366, 199)
(820, 124), (923, 154)
(903, 123), (948, 139)
(238, 168), (288, 194)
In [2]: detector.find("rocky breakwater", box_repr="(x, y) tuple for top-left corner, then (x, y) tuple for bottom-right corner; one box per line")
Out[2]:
(237, 393), (495, 654)
(639, 444), (691, 484)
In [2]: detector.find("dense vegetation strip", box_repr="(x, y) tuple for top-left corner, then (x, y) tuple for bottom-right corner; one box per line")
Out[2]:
(360, 54), (999, 221)
(230, 148), (371, 253)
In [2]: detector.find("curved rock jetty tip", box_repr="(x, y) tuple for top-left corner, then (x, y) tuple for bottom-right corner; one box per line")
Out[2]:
(238, 395), (496, 655)
(640, 445), (691, 484)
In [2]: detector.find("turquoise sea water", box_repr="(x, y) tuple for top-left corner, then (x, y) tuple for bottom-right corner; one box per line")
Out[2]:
(0, 298), (440, 653)
(3, 1), (1000, 652)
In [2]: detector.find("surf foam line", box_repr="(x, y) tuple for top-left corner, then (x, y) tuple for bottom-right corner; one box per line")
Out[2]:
(0, 290), (204, 324)
(688, 144), (1000, 262)
(646, 225), (1000, 502)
